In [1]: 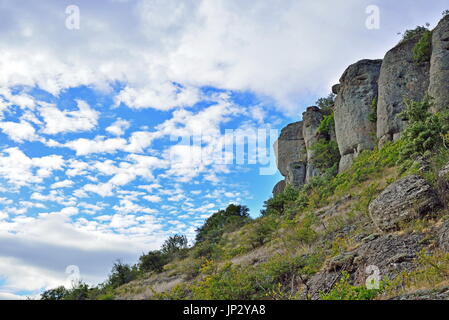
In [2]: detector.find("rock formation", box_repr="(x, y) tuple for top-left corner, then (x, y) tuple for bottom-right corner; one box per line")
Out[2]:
(334, 59), (382, 172)
(429, 14), (449, 113)
(273, 121), (307, 188)
(273, 15), (449, 194)
(368, 175), (440, 231)
(302, 106), (324, 182)
(272, 180), (286, 196)
(377, 35), (430, 147)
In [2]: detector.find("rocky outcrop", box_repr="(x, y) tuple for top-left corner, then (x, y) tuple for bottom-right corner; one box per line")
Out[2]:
(377, 35), (430, 147)
(272, 180), (286, 196)
(438, 220), (449, 252)
(334, 59), (382, 172)
(429, 15), (449, 113)
(392, 287), (449, 300)
(437, 162), (449, 208)
(273, 122), (307, 188)
(305, 233), (424, 299)
(273, 15), (449, 194)
(368, 175), (440, 231)
(302, 106), (324, 182)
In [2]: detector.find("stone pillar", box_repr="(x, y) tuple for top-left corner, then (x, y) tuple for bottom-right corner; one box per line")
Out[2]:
(334, 59), (382, 172)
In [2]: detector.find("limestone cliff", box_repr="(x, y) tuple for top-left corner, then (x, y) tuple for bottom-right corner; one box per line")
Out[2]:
(429, 15), (449, 113)
(377, 35), (430, 147)
(302, 106), (324, 183)
(273, 121), (307, 191)
(334, 59), (382, 172)
(273, 15), (449, 194)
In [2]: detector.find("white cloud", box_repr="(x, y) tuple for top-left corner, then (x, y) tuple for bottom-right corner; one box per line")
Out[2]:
(64, 137), (127, 156)
(106, 119), (130, 136)
(0, 120), (38, 143)
(50, 179), (74, 189)
(0, 211), (167, 294)
(143, 195), (162, 203)
(40, 100), (99, 135)
(0, 148), (64, 188)
(114, 83), (200, 110)
(2, 0), (446, 115)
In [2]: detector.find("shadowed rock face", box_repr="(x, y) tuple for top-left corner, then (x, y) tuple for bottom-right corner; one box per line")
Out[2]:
(272, 180), (286, 196)
(302, 106), (324, 182)
(273, 121), (307, 188)
(368, 175), (440, 231)
(429, 15), (449, 113)
(334, 59), (382, 172)
(377, 35), (430, 148)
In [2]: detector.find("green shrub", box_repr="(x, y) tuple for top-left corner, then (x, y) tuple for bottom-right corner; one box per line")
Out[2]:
(196, 204), (251, 243)
(398, 97), (449, 164)
(40, 286), (68, 300)
(311, 111), (340, 172)
(368, 97), (377, 123)
(320, 272), (381, 300)
(316, 93), (335, 115)
(106, 261), (139, 289)
(261, 185), (299, 216)
(400, 25), (430, 43)
(310, 140), (340, 171)
(246, 216), (277, 249)
(443, 9), (449, 17)
(139, 250), (168, 273)
(413, 30), (432, 63)
(63, 281), (91, 300)
(317, 113), (335, 137)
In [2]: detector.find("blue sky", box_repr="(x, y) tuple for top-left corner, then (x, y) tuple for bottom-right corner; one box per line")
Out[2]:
(0, 0), (449, 299)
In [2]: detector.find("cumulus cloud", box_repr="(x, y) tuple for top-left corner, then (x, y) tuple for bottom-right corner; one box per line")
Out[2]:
(40, 100), (99, 135)
(2, 0), (447, 114)
(50, 179), (74, 189)
(0, 148), (64, 188)
(0, 210), (166, 295)
(105, 119), (130, 136)
(0, 120), (38, 143)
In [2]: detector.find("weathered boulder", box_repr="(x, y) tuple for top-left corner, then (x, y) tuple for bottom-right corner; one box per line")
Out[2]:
(437, 162), (449, 207)
(438, 219), (449, 252)
(392, 287), (449, 300)
(439, 162), (449, 180)
(273, 122), (307, 187)
(377, 35), (430, 147)
(331, 84), (341, 95)
(334, 59), (382, 172)
(368, 175), (440, 231)
(302, 106), (324, 182)
(272, 180), (286, 196)
(286, 162), (306, 187)
(429, 15), (449, 113)
(305, 233), (424, 299)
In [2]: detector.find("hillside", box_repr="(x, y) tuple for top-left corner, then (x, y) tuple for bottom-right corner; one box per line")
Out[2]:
(41, 13), (449, 301)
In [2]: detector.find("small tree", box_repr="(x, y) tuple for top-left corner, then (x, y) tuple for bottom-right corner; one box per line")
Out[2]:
(40, 286), (68, 300)
(196, 205), (250, 243)
(63, 281), (90, 300)
(316, 93), (335, 115)
(106, 260), (139, 289)
(139, 250), (167, 273)
(399, 96), (449, 162)
(162, 234), (188, 256)
(400, 25), (430, 43)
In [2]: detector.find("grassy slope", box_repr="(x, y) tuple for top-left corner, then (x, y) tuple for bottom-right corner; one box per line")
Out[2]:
(110, 140), (449, 300)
